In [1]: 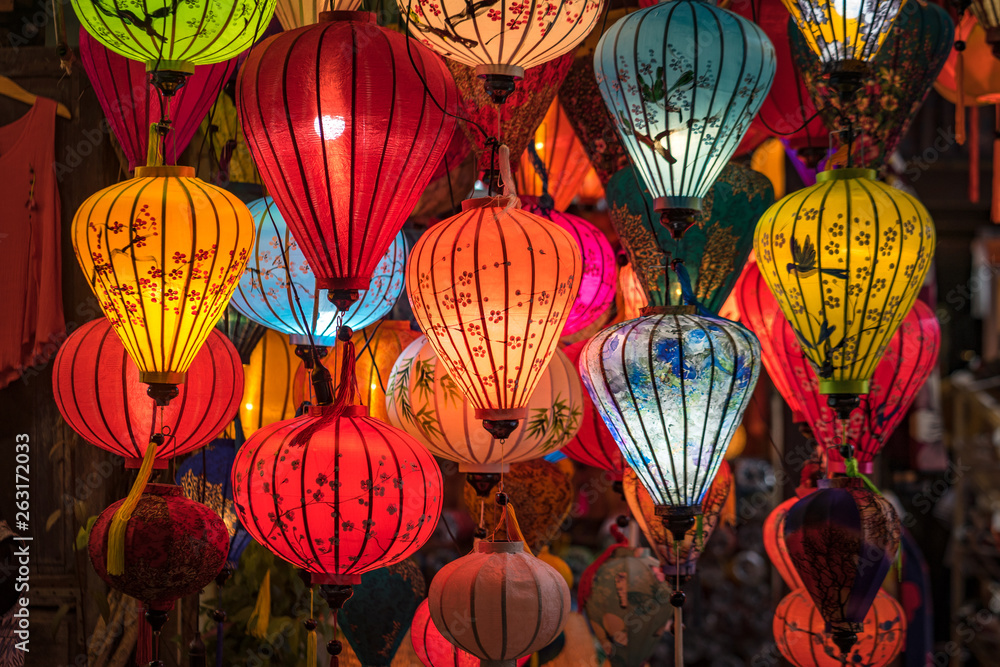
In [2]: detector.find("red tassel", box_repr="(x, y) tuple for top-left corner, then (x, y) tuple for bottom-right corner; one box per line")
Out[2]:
(993, 105), (1000, 224)
(956, 44), (966, 145)
(971, 105), (980, 204)
(136, 603), (153, 666)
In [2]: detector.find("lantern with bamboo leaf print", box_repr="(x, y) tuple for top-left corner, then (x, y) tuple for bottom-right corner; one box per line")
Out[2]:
(753, 168), (935, 419)
(406, 196), (581, 441)
(229, 197), (407, 346)
(594, 0), (776, 239)
(231, 332), (443, 663)
(53, 318), (243, 467)
(71, 166), (255, 404)
(238, 11), (457, 310)
(778, 299), (940, 474)
(399, 0), (604, 104)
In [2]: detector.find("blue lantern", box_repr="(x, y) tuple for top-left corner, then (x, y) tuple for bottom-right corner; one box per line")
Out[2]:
(579, 309), (760, 541)
(230, 197), (407, 345)
(593, 0), (776, 239)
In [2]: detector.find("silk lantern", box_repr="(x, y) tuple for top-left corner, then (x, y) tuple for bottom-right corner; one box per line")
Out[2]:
(607, 163), (773, 313)
(789, 1), (954, 170)
(78, 28), (236, 171)
(968, 1), (1000, 57)
(461, 459), (573, 551)
(516, 98), (595, 210)
(774, 588), (905, 667)
(520, 201), (615, 337)
(53, 318), (243, 467)
(559, 341), (624, 479)
(411, 599), (478, 667)
(216, 307), (266, 366)
(594, 0), (776, 238)
(428, 540), (570, 667)
(581, 546), (672, 667)
(449, 57), (572, 183)
(239, 11), (457, 310)
(239, 330), (314, 437)
(783, 477), (902, 654)
(580, 310), (760, 541)
(230, 197), (406, 344)
(780, 300), (940, 474)
(754, 168), (935, 417)
(386, 336), (583, 472)
(764, 495), (807, 590)
(275, 0), (361, 29)
(71, 166), (255, 403)
(936, 14), (1000, 106)
(73, 0), (273, 92)
(624, 461), (732, 579)
(340, 560), (425, 666)
(401, 0), (604, 104)
(734, 261), (807, 423)
(407, 197), (581, 440)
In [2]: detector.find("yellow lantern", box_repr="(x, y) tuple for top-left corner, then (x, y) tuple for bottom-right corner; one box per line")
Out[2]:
(240, 330), (317, 436)
(72, 166), (255, 404)
(754, 168), (935, 417)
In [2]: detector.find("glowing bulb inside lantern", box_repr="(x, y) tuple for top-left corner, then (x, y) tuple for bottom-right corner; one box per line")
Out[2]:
(245, 402), (254, 411)
(313, 114), (346, 141)
(535, 141), (544, 150)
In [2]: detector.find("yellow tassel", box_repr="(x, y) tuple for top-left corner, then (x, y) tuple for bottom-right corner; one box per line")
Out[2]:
(505, 504), (533, 556)
(530, 653), (540, 667)
(146, 123), (163, 167)
(248, 569), (271, 639)
(106, 440), (158, 576)
(306, 628), (317, 666)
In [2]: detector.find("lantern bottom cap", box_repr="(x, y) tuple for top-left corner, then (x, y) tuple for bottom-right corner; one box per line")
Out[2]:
(480, 660), (519, 667)
(289, 334), (335, 347)
(460, 463), (511, 474)
(475, 407), (528, 421)
(652, 196), (702, 212)
(818, 379), (869, 395)
(474, 63), (525, 80)
(144, 59), (194, 74)
(311, 573), (362, 586)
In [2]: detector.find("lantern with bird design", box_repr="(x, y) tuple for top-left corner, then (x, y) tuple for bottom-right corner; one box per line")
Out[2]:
(594, 0), (776, 239)
(753, 168), (935, 418)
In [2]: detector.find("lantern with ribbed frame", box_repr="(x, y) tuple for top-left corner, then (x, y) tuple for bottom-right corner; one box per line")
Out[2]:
(411, 599), (478, 667)
(238, 12), (457, 310)
(516, 98), (595, 210)
(428, 540), (570, 666)
(275, 0), (361, 29)
(754, 168), (935, 418)
(407, 197), (581, 440)
(215, 307), (266, 366)
(53, 318), (243, 467)
(71, 166), (255, 403)
(765, 495), (807, 590)
(559, 340), (623, 479)
(240, 330), (318, 437)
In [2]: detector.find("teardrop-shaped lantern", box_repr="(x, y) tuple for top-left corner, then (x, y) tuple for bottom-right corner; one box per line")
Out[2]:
(579, 310), (760, 539)
(594, 0), (776, 238)
(238, 11), (457, 309)
(559, 340), (624, 479)
(400, 0), (605, 104)
(229, 197), (406, 345)
(239, 330), (315, 436)
(340, 560), (425, 666)
(753, 168), (935, 417)
(783, 477), (902, 655)
(71, 166), (255, 403)
(407, 197), (581, 439)
(516, 98), (595, 210)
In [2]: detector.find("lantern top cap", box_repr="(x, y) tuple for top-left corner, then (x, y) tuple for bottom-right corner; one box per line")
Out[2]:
(135, 166), (196, 179)
(318, 10), (377, 23)
(462, 196), (518, 212)
(477, 540), (524, 554)
(817, 476), (866, 490)
(816, 168), (878, 183)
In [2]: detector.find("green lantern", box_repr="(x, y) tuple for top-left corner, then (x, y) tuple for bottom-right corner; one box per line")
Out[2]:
(606, 162), (774, 314)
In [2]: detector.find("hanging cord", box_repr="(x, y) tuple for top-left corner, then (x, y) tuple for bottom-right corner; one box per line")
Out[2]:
(304, 589), (318, 667)
(672, 540), (685, 666)
(670, 260), (715, 317)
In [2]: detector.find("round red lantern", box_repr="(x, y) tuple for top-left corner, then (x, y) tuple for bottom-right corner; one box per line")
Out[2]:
(411, 599), (477, 667)
(559, 340), (623, 479)
(774, 588), (906, 667)
(428, 540), (570, 666)
(53, 318), (243, 467)
(238, 11), (458, 309)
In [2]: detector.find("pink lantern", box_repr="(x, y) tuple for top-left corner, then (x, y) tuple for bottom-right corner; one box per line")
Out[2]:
(559, 340), (624, 479)
(78, 28), (236, 170)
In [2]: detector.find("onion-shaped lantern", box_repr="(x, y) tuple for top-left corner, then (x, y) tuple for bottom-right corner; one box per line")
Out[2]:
(406, 197), (581, 440)
(516, 98), (595, 210)
(400, 0), (605, 104)
(754, 168), (935, 417)
(783, 477), (902, 655)
(774, 588), (906, 667)
(559, 341), (624, 479)
(230, 197), (406, 345)
(579, 310), (760, 541)
(412, 599), (480, 667)
(594, 0), (776, 238)
(428, 540), (570, 666)
(780, 300), (940, 474)
(386, 336), (583, 472)
(215, 307), (266, 366)
(238, 11), (457, 310)
(71, 166), (255, 404)
(275, 0), (361, 29)
(53, 318), (243, 467)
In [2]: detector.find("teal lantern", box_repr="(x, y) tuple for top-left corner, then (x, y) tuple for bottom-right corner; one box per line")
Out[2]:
(230, 197), (406, 345)
(593, 0), (776, 239)
(606, 162), (773, 313)
(340, 560), (425, 666)
(579, 309), (760, 541)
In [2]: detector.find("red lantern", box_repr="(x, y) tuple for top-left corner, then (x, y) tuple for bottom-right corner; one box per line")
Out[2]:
(774, 588), (906, 667)
(764, 495), (807, 590)
(238, 12), (458, 308)
(412, 599), (530, 667)
(79, 28), (236, 171)
(778, 300), (940, 474)
(53, 318), (243, 467)
(559, 340), (624, 479)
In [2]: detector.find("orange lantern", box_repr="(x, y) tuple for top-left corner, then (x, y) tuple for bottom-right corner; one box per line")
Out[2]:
(619, 263), (647, 321)
(764, 496), (806, 590)
(407, 197), (581, 440)
(516, 98), (595, 210)
(774, 588), (906, 667)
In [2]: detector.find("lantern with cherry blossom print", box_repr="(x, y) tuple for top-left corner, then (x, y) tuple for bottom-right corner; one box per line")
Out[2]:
(238, 11), (457, 310)
(406, 197), (581, 440)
